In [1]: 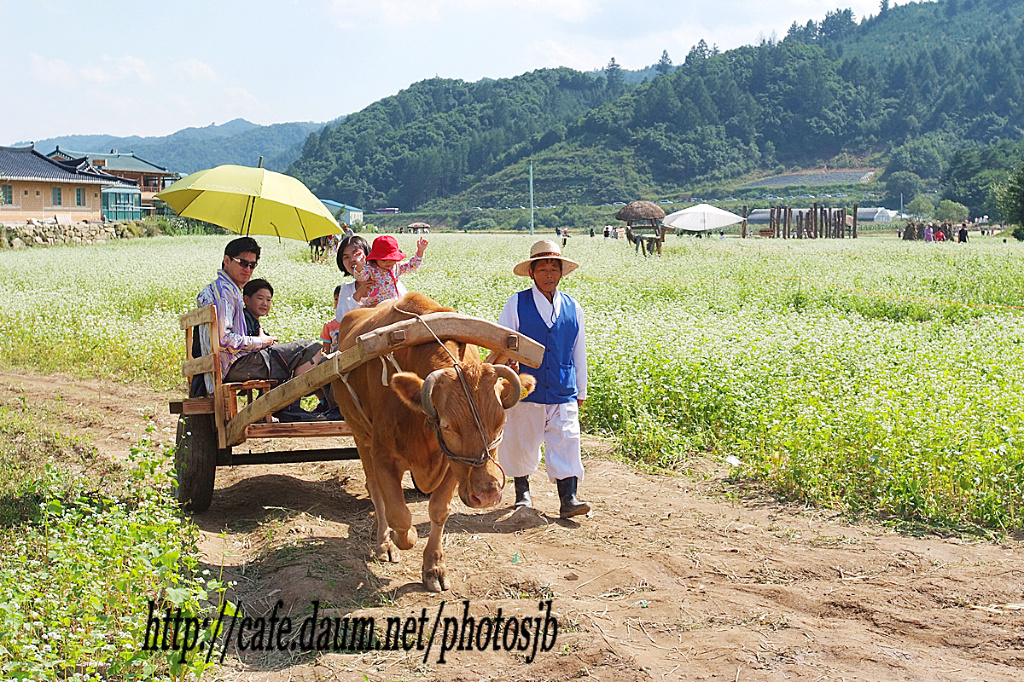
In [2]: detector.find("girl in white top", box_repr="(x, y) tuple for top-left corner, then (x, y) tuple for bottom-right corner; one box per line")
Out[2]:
(334, 234), (408, 322)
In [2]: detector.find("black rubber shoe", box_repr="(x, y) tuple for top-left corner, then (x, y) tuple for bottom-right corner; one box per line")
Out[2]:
(556, 477), (591, 518)
(514, 476), (532, 508)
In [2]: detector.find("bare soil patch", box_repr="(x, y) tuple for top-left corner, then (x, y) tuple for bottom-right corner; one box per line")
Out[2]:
(4, 369), (1023, 681)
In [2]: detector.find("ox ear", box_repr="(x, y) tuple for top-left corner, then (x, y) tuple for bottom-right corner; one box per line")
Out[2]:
(391, 372), (425, 413)
(494, 368), (536, 407)
(518, 373), (537, 398)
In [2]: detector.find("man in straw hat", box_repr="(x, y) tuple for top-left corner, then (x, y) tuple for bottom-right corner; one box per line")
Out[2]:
(490, 239), (591, 518)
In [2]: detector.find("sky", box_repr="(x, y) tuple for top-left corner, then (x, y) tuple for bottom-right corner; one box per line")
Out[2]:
(3, 0), (884, 144)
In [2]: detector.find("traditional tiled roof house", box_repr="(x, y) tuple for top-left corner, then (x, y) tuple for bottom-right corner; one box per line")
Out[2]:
(48, 147), (177, 213)
(0, 144), (137, 223)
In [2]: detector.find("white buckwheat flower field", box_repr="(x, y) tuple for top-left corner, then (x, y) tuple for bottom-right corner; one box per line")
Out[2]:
(2, 232), (1022, 530)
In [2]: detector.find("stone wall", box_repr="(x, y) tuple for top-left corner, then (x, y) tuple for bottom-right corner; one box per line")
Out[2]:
(0, 220), (145, 249)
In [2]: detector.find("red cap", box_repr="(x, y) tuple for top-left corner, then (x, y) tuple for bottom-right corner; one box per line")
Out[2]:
(366, 235), (407, 262)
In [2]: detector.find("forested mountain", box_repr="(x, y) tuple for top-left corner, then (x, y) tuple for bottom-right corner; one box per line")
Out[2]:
(289, 0), (1024, 211)
(25, 119), (327, 174)
(288, 68), (623, 210)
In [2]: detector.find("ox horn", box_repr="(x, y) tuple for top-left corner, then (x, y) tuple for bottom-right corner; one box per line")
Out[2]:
(420, 369), (446, 420)
(492, 364), (523, 409)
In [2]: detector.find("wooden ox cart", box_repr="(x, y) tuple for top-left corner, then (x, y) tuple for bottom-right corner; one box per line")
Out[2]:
(170, 305), (543, 512)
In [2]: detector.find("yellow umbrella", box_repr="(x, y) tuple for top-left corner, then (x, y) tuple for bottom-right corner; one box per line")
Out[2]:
(156, 162), (340, 241)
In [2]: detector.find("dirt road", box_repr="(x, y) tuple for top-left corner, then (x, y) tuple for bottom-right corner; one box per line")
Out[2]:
(5, 369), (1023, 681)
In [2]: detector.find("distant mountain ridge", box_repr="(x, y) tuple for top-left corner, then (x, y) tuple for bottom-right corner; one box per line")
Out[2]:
(17, 118), (331, 175)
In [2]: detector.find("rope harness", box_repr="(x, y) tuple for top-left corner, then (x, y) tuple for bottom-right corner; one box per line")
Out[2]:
(336, 352), (404, 431)
(393, 305), (507, 476)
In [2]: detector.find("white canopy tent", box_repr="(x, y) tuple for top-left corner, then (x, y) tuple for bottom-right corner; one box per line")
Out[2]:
(663, 203), (745, 232)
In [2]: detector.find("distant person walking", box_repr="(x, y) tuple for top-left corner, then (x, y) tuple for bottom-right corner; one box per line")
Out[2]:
(958, 224), (969, 243)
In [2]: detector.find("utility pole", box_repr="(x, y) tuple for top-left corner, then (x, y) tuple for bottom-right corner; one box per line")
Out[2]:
(529, 161), (535, 236)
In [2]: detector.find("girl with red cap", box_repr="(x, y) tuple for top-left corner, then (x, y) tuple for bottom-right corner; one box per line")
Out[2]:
(353, 235), (428, 307)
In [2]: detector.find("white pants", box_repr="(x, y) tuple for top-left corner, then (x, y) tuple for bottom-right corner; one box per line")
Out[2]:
(498, 401), (584, 482)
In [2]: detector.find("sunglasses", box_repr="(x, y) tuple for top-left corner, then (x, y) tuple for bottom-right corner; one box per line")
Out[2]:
(230, 257), (258, 270)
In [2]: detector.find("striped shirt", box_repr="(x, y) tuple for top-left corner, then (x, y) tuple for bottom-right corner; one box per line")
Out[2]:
(197, 269), (269, 391)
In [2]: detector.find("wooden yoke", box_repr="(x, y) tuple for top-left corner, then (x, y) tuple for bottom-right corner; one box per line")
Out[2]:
(336, 311), (545, 371)
(223, 312), (544, 447)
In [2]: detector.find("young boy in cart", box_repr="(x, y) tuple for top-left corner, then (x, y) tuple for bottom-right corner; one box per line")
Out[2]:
(197, 237), (323, 422)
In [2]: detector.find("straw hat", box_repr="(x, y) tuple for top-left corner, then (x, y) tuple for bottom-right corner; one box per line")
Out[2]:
(513, 239), (579, 277)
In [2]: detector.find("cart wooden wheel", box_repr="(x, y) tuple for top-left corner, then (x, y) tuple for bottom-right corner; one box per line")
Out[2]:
(174, 414), (218, 513)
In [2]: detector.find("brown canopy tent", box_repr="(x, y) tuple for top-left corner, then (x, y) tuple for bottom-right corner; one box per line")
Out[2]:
(615, 201), (667, 255)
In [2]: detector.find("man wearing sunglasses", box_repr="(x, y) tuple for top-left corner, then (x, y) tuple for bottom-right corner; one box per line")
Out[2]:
(196, 237), (323, 421)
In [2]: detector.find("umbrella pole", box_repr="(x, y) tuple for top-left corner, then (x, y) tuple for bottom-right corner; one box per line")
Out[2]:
(245, 157), (264, 236)
(244, 196), (254, 236)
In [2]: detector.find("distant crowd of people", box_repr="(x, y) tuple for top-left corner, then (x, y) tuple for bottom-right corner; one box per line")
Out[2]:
(898, 221), (976, 243)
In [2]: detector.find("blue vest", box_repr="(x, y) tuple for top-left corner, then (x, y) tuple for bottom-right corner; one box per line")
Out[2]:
(517, 289), (578, 404)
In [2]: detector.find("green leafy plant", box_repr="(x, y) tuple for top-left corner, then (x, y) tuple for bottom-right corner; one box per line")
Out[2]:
(0, 411), (231, 680)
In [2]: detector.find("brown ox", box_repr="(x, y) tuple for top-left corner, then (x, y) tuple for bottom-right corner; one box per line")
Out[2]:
(332, 292), (536, 592)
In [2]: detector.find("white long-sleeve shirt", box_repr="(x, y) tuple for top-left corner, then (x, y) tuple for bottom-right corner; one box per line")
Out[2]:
(496, 284), (588, 401)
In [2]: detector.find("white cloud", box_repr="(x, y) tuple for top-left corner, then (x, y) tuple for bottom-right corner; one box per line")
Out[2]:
(29, 54), (78, 89)
(531, 38), (602, 72)
(179, 58), (218, 82)
(107, 55), (153, 84)
(226, 86), (263, 111)
(30, 53), (153, 88)
(79, 65), (113, 84)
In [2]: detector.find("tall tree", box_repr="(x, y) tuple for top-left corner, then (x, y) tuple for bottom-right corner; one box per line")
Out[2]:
(885, 171), (924, 210)
(655, 50), (673, 77)
(997, 160), (1024, 226)
(605, 57), (625, 96)
(935, 199), (969, 222)
(906, 194), (935, 217)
